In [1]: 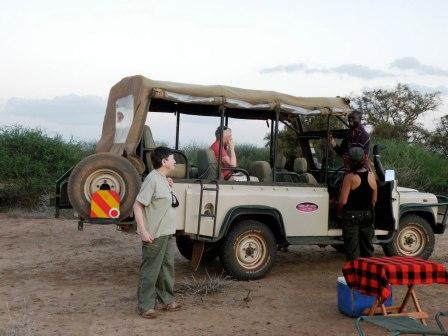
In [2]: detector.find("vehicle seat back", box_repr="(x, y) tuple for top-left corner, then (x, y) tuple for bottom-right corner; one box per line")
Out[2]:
(276, 154), (287, 170)
(168, 164), (187, 179)
(142, 125), (156, 171)
(197, 148), (218, 179)
(251, 161), (272, 182)
(294, 158), (318, 184)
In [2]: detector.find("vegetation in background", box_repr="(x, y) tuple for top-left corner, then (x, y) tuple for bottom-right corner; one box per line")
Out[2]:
(352, 83), (442, 142)
(0, 125), (94, 208)
(374, 137), (448, 193)
(427, 115), (448, 156)
(1, 83), (447, 209)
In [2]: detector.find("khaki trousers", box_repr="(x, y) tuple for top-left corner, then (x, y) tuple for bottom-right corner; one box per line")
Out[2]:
(138, 235), (175, 313)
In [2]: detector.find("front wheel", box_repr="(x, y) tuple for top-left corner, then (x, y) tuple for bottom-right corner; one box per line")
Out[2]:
(382, 214), (435, 259)
(219, 220), (276, 280)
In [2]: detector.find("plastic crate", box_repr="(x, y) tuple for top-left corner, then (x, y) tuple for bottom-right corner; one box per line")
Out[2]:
(337, 276), (393, 318)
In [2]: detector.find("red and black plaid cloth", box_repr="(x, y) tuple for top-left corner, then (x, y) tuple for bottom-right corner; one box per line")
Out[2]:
(343, 256), (448, 301)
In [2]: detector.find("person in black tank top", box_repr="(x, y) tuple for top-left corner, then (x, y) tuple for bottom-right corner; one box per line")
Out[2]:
(338, 147), (378, 261)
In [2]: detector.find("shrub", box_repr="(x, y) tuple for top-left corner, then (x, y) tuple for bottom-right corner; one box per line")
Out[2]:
(0, 125), (94, 208)
(374, 137), (448, 194)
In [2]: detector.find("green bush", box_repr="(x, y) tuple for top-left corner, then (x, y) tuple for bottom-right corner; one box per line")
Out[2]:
(0, 125), (94, 207)
(1, 125), (446, 209)
(374, 137), (448, 194)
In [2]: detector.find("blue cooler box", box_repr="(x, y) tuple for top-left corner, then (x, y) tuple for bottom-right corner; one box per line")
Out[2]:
(337, 276), (393, 317)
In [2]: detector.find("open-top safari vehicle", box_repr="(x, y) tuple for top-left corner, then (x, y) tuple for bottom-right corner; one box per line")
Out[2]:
(55, 75), (448, 280)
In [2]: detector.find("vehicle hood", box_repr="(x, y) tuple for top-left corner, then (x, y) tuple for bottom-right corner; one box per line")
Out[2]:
(397, 186), (419, 193)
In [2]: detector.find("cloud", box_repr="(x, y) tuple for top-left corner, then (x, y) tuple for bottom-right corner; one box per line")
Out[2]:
(1, 94), (106, 125)
(259, 63), (307, 74)
(406, 83), (448, 96)
(0, 95), (106, 140)
(390, 57), (448, 77)
(260, 62), (393, 79)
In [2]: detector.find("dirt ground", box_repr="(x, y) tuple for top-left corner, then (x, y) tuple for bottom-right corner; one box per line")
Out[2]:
(1, 216), (447, 336)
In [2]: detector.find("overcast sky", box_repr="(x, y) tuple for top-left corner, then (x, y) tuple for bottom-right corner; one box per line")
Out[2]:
(0, 0), (447, 146)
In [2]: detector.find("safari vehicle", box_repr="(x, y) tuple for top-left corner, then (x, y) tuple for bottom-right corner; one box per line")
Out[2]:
(55, 75), (448, 280)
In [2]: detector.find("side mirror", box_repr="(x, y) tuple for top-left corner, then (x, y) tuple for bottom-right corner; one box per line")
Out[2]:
(384, 169), (395, 182)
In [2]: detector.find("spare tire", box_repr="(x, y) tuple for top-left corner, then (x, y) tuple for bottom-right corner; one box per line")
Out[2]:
(68, 153), (141, 220)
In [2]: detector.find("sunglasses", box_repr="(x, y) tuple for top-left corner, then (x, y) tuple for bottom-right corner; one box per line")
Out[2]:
(171, 192), (179, 208)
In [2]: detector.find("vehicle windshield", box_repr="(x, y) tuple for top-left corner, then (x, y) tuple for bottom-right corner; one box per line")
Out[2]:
(309, 138), (343, 171)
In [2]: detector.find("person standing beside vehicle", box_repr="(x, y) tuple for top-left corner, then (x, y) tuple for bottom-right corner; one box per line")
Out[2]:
(210, 125), (237, 180)
(338, 146), (378, 261)
(133, 146), (181, 319)
(328, 110), (370, 167)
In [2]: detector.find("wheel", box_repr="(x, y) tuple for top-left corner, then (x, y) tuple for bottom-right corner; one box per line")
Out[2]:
(331, 244), (345, 253)
(175, 235), (220, 262)
(68, 153), (141, 220)
(382, 214), (435, 259)
(219, 220), (276, 280)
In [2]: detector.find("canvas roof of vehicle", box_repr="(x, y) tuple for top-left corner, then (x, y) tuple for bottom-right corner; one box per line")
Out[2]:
(96, 75), (352, 156)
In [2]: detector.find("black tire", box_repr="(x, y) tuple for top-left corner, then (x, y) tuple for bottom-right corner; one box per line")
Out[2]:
(382, 214), (435, 260)
(331, 244), (345, 253)
(68, 153), (141, 220)
(176, 235), (220, 263)
(219, 220), (276, 280)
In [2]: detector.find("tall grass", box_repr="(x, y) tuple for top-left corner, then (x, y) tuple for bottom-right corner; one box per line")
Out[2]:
(0, 125), (446, 210)
(374, 138), (448, 194)
(0, 125), (94, 208)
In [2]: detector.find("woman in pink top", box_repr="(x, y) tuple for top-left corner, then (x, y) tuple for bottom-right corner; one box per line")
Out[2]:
(210, 126), (237, 180)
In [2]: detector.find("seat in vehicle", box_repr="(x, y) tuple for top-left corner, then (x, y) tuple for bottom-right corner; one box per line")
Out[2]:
(294, 158), (318, 185)
(142, 125), (187, 178)
(276, 154), (287, 171)
(142, 125), (156, 171)
(251, 161), (272, 182)
(276, 154), (293, 182)
(197, 148), (218, 179)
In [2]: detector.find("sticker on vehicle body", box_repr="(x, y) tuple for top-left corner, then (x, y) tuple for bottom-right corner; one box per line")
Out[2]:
(296, 202), (319, 213)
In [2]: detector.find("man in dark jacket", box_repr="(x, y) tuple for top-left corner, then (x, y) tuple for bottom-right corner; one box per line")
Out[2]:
(329, 110), (370, 156)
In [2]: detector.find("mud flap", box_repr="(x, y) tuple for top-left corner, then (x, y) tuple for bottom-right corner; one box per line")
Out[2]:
(190, 241), (205, 272)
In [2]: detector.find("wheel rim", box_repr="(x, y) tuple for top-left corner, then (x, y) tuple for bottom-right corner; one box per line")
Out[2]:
(235, 231), (267, 270)
(396, 224), (426, 256)
(84, 169), (126, 202)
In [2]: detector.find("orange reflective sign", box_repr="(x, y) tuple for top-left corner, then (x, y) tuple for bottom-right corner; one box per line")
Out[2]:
(90, 190), (120, 219)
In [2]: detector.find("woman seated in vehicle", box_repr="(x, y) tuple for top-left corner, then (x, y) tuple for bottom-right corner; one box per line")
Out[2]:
(210, 125), (237, 180)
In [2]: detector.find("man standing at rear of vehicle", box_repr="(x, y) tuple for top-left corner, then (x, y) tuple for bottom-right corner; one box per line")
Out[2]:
(210, 126), (237, 180)
(133, 146), (181, 319)
(328, 110), (370, 159)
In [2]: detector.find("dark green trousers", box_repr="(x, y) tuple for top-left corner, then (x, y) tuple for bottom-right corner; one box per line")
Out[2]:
(138, 235), (175, 314)
(342, 210), (375, 261)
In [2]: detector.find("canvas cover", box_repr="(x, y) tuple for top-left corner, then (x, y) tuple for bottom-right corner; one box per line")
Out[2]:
(96, 75), (351, 156)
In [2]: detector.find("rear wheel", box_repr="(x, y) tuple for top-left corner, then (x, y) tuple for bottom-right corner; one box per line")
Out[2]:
(219, 220), (276, 280)
(382, 214), (434, 259)
(68, 153), (141, 220)
(175, 235), (220, 262)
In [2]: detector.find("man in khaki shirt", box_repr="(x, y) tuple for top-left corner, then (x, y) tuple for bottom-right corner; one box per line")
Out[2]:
(133, 147), (181, 319)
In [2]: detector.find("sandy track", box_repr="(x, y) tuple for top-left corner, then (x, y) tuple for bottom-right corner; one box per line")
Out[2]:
(1, 217), (447, 335)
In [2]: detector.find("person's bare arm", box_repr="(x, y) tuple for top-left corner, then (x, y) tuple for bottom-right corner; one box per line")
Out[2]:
(222, 141), (237, 167)
(133, 201), (154, 243)
(368, 172), (378, 208)
(338, 174), (353, 217)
